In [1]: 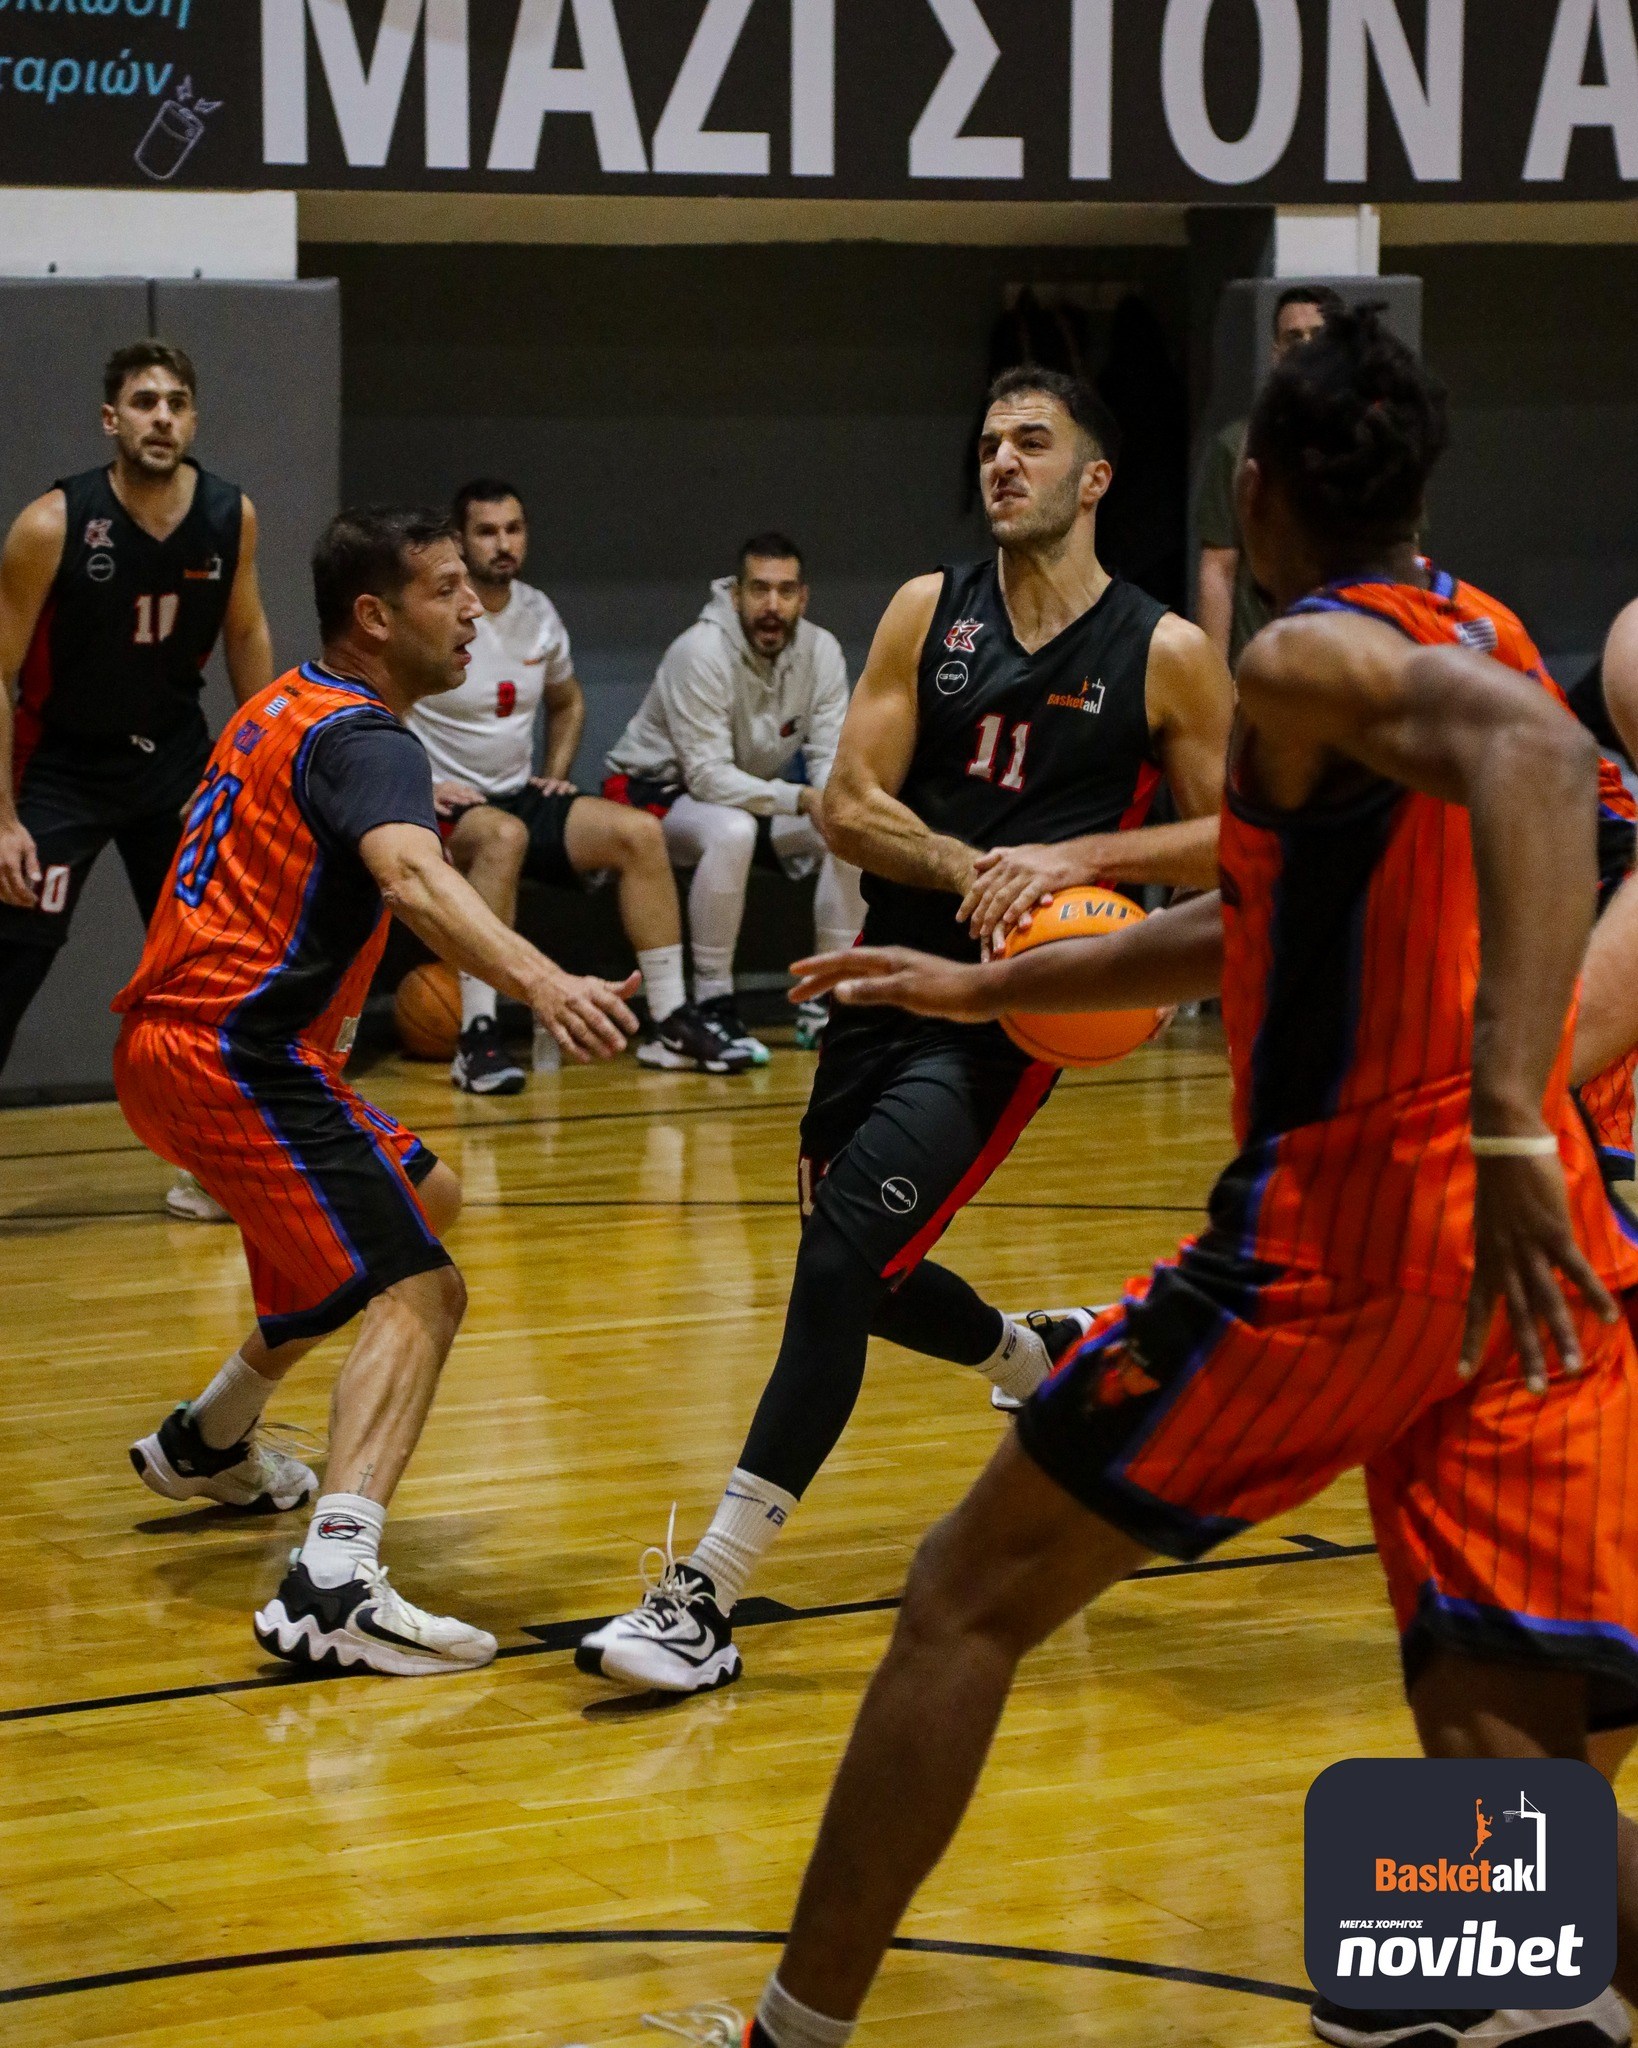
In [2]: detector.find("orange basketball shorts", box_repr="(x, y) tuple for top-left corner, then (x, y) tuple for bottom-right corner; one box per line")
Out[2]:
(117, 1013), (451, 1345)
(1017, 1231), (1638, 1723)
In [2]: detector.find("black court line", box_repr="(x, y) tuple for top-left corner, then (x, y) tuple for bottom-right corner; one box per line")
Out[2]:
(0, 1536), (1375, 1726)
(0, 1926), (1311, 2010)
(0, 1059), (1230, 1167)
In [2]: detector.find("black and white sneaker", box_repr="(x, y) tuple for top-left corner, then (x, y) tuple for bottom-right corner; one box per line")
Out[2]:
(1310, 1994), (1629, 2048)
(131, 1403), (317, 1512)
(793, 998), (830, 1051)
(451, 1016), (527, 1095)
(991, 1306), (1100, 1413)
(636, 1001), (756, 1075)
(697, 995), (771, 1068)
(253, 1556), (498, 1677)
(576, 1516), (741, 1694)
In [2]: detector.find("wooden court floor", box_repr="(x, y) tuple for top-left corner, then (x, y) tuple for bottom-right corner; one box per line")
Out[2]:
(0, 1020), (1445, 2045)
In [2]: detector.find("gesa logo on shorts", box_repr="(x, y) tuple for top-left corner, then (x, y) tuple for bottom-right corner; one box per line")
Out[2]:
(880, 1177), (918, 1215)
(1306, 1759), (1616, 2011)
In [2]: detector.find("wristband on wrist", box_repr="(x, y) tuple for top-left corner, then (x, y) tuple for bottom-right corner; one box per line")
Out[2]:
(1469, 1133), (1559, 1159)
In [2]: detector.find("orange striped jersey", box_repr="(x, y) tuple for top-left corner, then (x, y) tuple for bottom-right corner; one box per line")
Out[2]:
(115, 663), (439, 1053)
(1211, 569), (1638, 1301)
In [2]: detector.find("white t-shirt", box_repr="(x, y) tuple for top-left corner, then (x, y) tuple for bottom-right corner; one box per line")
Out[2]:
(408, 580), (574, 797)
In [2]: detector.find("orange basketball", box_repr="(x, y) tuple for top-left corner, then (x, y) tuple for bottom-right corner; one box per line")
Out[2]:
(997, 886), (1165, 1069)
(394, 961), (461, 1060)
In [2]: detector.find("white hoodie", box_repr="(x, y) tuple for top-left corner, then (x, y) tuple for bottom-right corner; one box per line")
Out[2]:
(605, 577), (850, 817)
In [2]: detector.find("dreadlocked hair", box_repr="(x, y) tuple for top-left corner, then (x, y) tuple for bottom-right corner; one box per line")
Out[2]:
(1245, 302), (1448, 548)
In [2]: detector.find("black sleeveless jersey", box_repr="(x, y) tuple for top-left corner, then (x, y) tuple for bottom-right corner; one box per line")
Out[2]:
(17, 462), (242, 756)
(862, 560), (1170, 961)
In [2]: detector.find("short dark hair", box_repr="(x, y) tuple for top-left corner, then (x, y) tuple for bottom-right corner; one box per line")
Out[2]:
(1273, 284), (1347, 333)
(312, 507), (460, 642)
(738, 532), (804, 579)
(1246, 302), (1448, 549)
(984, 365), (1122, 467)
(452, 478), (525, 530)
(104, 340), (196, 406)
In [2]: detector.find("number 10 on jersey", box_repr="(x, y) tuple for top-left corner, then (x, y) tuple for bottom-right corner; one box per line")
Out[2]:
(967, 714), (1030, 791)
(133, 594), (180, 646)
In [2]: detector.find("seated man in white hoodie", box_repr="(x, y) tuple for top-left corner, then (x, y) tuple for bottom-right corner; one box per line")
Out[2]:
(603, 535), (865, 1060)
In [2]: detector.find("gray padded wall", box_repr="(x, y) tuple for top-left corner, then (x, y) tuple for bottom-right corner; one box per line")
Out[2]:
(1, 280), (340, 1102)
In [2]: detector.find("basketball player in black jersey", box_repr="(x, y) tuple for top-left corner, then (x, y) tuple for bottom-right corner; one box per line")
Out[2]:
(579, 366), (1233, 1696)
(0, 342), (274, 1141)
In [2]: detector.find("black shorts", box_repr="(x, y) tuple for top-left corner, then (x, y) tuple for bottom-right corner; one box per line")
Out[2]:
(491, 783), (584, 891)
(798, 1003), (1057, 1282)
(0, 718), (210, 950)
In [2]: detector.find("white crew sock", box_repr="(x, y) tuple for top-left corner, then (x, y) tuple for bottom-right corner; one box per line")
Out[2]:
(460, 973), (498, 1029)
(299, 1493), (386, 1589)
(688, 1466), (799, 1613)
(756, 1975), (855, 2048)
(692, 945), (736, 1007)
(981, 1316), (1052, 1403)
(637, 943), (687, 1024)
(191, 1350), (275, 1449)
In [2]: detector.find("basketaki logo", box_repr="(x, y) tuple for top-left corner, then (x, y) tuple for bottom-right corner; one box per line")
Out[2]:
(1306, 1758), (1615, 2011)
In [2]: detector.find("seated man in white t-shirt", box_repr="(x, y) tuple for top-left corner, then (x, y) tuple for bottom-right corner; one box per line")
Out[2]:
(603, 534), (865, 1063)
(407, 482), (753, 1092)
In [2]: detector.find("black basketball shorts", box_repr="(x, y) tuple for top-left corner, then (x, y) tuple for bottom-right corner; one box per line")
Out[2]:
(798, 1003), (1058, 1282)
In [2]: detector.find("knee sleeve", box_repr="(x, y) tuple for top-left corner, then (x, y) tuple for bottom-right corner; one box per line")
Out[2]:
(739, 1210), (891, 1500)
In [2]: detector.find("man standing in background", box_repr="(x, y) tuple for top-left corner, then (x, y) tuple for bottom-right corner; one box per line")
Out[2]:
(0, 341), (274, 1221)
(604, 535), (864, 1062)
(409, 481), (749, 1088)
(1193, 286), (1343, 667)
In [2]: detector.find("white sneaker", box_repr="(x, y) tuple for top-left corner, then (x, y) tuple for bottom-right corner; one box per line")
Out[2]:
(130, 1405), (318, 1512)
(165, 1170), (231, 1224)
(254, 1556), (498, 1677)
(1310, 1992), (1630, 2048)
(576, 1511), (742, 1694)
(990, 1306), (1100, 1411)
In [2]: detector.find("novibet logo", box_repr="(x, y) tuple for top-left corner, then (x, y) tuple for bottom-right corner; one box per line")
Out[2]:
(1306, 1759), (1616, 2011)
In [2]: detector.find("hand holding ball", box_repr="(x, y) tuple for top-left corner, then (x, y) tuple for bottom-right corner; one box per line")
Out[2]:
(997, 887), (1166, 1069)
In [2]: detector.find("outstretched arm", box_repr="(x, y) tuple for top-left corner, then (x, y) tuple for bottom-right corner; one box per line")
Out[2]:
(1240, 610), (1615, 1386)
(791, 891), (1225, 1021)
(821, 575), (978, 898)
(361, 823), (639, 1062)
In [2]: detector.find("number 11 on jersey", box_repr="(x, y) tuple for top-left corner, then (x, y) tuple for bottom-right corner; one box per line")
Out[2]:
(967, 714), (1030, 791)
(133, 594), (180, 646)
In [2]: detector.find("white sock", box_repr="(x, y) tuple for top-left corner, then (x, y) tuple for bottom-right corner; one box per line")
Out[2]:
(756, 1975), (855, 2048)
(460, 973), (498, 1029)
(688, 1467), (799, 1613)
(981, 1316), (1052, 1403)
(692, 946), (736, 1006)
(191, 1350), (275, 1450)
(637, 943), (687, 1024)
(300, 1493), (386, 1590)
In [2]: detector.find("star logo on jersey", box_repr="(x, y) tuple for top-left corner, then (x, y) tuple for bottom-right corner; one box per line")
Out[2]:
(945, 618), (985, 654)
(84, 519), (114, 550)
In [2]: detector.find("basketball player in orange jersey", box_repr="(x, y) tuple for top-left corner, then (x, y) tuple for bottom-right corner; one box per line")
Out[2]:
(742, 309), (1638, 2048)
(120, 508), (638, 1678)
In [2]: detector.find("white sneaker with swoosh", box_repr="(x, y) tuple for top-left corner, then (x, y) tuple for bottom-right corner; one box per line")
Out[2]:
(253, 1557), (498, 1677)
(577, 1514), (741, 1694)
